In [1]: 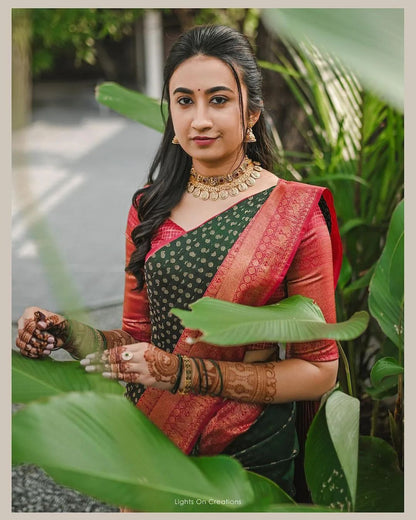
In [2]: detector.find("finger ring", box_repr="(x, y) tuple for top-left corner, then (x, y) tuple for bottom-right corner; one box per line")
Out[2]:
(121, 351), (133, 361)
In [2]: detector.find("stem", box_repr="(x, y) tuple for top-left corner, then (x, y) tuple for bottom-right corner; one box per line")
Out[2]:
(370, 400), (379, 437)
(337, 342), (354, 396)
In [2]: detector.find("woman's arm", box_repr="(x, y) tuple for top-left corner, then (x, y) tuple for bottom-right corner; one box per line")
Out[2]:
(15, 204), (151, 360)
(87, 204), (339, 403)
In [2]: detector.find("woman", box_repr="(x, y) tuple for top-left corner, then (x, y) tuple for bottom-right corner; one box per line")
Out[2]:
(16, 25), (342, 501)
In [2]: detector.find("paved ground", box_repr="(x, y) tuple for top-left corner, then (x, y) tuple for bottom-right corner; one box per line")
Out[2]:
(11, 80), (161, 512)
(12, 80), (161, 322)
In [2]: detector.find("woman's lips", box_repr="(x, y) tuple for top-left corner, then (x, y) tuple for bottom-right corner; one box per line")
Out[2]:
(192, 136), (217, 146)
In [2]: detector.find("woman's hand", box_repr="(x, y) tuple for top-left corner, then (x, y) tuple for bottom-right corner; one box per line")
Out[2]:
(16, 307), (65, 358)
(80, 343), (180, 391)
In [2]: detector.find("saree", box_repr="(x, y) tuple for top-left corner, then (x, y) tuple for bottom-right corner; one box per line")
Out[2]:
(122, 179), (342, 470)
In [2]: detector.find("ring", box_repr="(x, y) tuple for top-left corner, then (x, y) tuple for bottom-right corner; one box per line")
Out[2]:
(121, 351), (134, 361)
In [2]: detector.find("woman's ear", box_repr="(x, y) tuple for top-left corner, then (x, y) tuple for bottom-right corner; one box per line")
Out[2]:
(248, 109), (261, 127)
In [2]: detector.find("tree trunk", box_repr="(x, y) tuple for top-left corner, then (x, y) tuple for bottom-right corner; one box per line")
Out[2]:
(12, 9), (32, 131)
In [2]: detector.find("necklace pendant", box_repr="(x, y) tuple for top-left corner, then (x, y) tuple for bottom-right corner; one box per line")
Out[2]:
(219, 190), (229, 200)
(200, 190), (209, 200)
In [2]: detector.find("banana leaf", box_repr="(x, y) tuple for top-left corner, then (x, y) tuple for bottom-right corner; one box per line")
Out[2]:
(304, 389), (359, 511)
(171, 295), (369, 346)
(368, 200), (404, 349)
(95, 82), (165, 132)
(355, 436), (404, 512)
(12, 391), (291, 512)
(12, 350), (124, 403)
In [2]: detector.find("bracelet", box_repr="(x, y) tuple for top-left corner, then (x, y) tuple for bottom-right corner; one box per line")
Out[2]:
(170, 354), (183, 394)
(178, 356), (193, 395)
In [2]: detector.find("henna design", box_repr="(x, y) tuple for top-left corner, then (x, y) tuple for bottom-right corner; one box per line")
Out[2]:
(189, 359), (278, 403)
(144, 345), (179, 384)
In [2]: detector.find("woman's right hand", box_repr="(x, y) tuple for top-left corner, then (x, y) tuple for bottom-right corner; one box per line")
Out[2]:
(16, 307), (65, 359)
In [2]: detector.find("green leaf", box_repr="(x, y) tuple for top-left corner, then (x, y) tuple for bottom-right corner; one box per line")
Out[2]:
(12, 350), (124, 404)
(262, 8), (403, 110)
(13, 392), (262, 512)
(305, 390), (359, 511)
(337, 255), (352, 289)
(355, 436), (404, 512)
(365, 376), (398, 400)
(369, 200), (404, 349)
(171, 295), (369, 346)
(370, 356), (403, 387)
(95, 82), (166, 133)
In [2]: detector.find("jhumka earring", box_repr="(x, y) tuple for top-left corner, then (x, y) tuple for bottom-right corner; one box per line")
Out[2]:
(172, 135), (180, 144)
(245, 124), (256, 143)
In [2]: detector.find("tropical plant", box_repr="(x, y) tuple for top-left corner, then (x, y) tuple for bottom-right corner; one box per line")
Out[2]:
(255, 10), (404, 445)
(12, 296), (402, 512)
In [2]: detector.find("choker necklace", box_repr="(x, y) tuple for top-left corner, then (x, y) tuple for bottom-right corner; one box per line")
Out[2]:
(187, 156), (262, 201)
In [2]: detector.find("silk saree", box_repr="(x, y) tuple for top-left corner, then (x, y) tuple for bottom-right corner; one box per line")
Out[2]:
(122, 179), (342, 494)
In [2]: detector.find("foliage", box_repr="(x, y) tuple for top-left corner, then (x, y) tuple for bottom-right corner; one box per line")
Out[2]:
(171, 295), (369, 345)
(261, 8), (403, 111)
(12, 355), (403, 511)
(255, 15), (404, 446)
(30, 8), (142, 76)
(95, 82), (166, 132)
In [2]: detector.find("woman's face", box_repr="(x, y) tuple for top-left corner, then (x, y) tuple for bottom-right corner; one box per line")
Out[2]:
(169, 55), (258, 173)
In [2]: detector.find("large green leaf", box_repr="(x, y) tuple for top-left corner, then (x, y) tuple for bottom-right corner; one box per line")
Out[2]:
(95, 82), (165, 132)
(171, 295), (369, 346)
(304, 390), (359, 511)
(368, 200), (404, 349)
(12, 350), (124, 404)
(12, 392), (288, 512)
(262, 8), (403, 110)
(355, 436), (404, 512)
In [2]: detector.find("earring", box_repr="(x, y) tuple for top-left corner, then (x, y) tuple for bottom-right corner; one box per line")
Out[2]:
(245, 125), (256, 143)
(172, 135), (179, 145)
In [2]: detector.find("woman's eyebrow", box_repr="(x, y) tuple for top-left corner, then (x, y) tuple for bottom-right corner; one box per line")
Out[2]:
(172, 85), (234, 95)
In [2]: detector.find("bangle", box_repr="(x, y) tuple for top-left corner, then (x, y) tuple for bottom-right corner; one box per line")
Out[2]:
(209, 359), (223, 397)
(170, 354), (183, 394)
(193, 358), (203, 395)
(200, 358), (209, 395)
(178, 356), (193, 395)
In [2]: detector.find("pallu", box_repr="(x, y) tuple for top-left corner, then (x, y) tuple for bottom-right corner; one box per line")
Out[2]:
(122, 179), (342, 495)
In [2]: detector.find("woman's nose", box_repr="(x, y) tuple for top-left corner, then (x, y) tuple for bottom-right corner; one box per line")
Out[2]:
(191, 105), (213, 131)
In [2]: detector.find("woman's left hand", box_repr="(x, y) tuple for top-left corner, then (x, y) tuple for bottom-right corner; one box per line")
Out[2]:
(80, 342), (179, 391)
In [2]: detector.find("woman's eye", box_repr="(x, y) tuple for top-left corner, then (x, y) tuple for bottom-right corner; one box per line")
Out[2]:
(211, 96), (228, 105)
(178, 97), (193, 105)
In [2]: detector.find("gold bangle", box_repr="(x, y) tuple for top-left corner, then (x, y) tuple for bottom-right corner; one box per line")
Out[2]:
(178, 356), (193, 395)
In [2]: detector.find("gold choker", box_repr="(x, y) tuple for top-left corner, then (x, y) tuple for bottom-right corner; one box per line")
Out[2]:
(187, 157), (262, 201)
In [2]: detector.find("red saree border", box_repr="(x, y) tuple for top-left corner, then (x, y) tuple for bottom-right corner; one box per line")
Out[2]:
(136, 180), (342, 454)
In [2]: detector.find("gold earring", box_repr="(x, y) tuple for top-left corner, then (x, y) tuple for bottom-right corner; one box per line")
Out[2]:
(172, 135), (179, 145)
(245, 125), (256, 143)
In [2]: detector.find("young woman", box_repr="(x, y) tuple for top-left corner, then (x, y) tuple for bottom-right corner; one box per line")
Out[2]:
(16, 25), (342, 500)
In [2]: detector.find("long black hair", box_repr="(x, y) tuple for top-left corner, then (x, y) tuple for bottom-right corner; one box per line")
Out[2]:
(126, 24), (276, 289)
